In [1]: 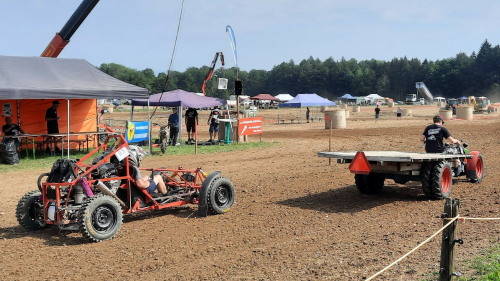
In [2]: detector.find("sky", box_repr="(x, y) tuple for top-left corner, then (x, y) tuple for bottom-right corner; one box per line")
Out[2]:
(1, 0), (499, 75)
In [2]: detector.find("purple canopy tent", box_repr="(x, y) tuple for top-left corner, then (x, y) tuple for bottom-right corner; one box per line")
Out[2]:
(131, 89), (227, 148)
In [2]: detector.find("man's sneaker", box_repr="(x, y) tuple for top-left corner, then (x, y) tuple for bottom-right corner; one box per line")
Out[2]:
(45, 147), (51, 153)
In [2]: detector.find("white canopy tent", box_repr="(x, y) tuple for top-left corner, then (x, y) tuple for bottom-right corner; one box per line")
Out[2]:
(275, 94), (294, 102)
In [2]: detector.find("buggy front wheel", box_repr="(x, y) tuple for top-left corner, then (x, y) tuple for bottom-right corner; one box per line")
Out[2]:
(78, 194), (123, 242)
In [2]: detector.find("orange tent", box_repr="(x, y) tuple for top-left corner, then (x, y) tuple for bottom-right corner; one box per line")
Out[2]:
(0, 56), (149, 151)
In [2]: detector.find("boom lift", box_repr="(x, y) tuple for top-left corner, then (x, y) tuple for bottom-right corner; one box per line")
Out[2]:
(202, 52), (225, 96)
(41, 0), (100, 57)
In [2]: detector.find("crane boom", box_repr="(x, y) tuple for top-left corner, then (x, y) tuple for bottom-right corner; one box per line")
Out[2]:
(202, 52), (225, 96)
(41, 0), (100, 57)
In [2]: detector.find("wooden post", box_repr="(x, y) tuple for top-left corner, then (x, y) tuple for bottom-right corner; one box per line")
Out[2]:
(439, 198), (460, 281)
(329, 120), (332, 165)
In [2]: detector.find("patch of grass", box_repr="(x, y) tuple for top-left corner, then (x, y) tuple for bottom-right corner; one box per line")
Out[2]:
(0, 141), (278, 173)
(0, 150), (92, 173)
(146, 141), (278, 157)
(456, 245), (500, 281)
(420, 245), (500, 281)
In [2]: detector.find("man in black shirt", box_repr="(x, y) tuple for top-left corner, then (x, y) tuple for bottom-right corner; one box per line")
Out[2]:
(45, 100), (61, 152)
(375, 105), (381, 123)
(2, 117), (25, 153)
(185, 107), (198, 143)
(420, 115), (460, 153)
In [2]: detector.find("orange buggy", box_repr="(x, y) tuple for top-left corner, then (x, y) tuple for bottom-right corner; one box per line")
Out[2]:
(16, 134), (235, 242)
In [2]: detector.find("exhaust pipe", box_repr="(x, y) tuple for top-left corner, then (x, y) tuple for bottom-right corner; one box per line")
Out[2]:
(95, 180), (126, 208)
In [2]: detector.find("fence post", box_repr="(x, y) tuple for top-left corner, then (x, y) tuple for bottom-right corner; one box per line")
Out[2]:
(439, 198), (461, 281)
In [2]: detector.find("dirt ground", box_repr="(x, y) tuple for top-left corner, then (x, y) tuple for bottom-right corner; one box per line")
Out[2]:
(1, 105), (500, 280)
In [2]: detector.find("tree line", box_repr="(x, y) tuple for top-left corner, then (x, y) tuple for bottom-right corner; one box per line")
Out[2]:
(98, 39), (500, 101)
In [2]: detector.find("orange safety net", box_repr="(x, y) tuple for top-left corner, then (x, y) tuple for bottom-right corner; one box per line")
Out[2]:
(1, 99), (98, 149)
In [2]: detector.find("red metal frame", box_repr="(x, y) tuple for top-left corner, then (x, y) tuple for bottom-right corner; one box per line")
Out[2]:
(41, 134), (206, 226)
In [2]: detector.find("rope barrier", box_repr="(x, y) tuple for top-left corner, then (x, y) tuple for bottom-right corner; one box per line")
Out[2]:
(366, 216), (459, 281)
(366, 214), (500, 280)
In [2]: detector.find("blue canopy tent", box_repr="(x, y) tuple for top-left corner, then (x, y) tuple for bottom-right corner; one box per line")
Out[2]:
(131, 89), (227, 147)
(279, 93), (336, 122)
(279, 93), (336, 107)
(338, 93), (357, 105)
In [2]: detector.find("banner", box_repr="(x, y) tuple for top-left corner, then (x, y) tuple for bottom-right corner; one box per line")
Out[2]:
(238, 117), (262, 136)
(126, 121), (149, 142)
(226, 25), (237, 67)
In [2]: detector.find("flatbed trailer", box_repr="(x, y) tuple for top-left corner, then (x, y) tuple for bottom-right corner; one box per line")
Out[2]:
(318, 150), (484, 200)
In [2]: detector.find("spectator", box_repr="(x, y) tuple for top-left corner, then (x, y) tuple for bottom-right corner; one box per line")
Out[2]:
(185, 107), (198, 144)
(45, 100), (61, 153)
(306, 107), (310, 123)
(375, 105), (381, 123)
(207, 107), (221, 143)
(2, 117), (25, 153)
(168, 108), (179, 146)
(396, 107), (403, 120)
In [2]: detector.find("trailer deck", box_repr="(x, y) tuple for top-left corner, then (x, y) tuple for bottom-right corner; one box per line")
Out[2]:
(318, 151), (473, 163)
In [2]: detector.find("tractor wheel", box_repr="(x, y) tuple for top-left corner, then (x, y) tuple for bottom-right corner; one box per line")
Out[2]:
(37, 172), (50, 192)
(354, 173), (384, 194)
(471, 154), (484, 183)
(78, 194), (123, 242)
(160, 138), (168, 154)
(16, 190), (47, 231)
(421, 162), (435, 198)
(207, 177), (235, 215)
(429, 161), (453, 200)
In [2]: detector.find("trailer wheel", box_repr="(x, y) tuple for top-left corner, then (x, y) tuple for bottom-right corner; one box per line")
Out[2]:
(421, 162), (435, 198)
(16, 190), (47, 231)
(78, 194), (123, 242)
(207, 177), (235, 215)
(429, 161), (453, 199)
(471, 154), (484, 183)
(354, 174), (384, 194)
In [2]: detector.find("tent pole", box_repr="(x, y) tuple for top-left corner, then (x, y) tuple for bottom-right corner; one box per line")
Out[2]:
(147, 99), (152, 153)
(179, 106), (183, 147)
(130, 105), (134, 121)
(67, 99), (70, 159)
(16, 100), (20, 125)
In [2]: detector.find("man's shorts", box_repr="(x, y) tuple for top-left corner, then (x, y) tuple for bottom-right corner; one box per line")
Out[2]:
(209, 123), (219, 133)
(375, 113), (380, 119)
(186, 122), (196, 133)
(147, 180), (157, 194)
(397, 113), (401, 117)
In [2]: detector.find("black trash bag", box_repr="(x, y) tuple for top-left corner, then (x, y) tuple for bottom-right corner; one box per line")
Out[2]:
(0, 139), (19, 165)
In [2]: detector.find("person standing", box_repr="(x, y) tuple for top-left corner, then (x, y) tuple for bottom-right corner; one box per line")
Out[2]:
(207, 107), (221, 143)
(168, 108), (179, 146)
(396, 107), (403, 120)
(185, 107), (198, 144)
(375, 105), (381, 123)
(45, 100), (61, 152)
(306, 107), (310, 123)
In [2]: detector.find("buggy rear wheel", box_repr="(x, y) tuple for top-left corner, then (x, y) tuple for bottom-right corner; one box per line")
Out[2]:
(207, 177), (235, 215)
(37, 172), (50, 192)
(429, 161), (453, 199)
(78, 194), (122, 242)
(354, 173), (384, 194)
(160, 138), (168, 154)
(16, 190), (47, 231)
